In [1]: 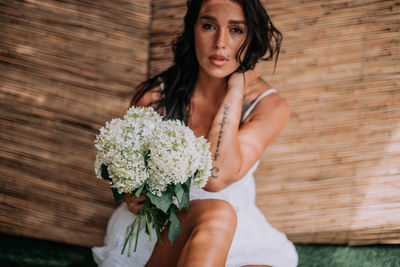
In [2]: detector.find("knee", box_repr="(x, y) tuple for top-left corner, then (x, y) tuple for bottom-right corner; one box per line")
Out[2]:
(210, 199), (237, 224)
(192, 199), (237, 232)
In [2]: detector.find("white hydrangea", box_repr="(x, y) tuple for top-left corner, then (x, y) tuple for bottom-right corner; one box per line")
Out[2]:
(94, 107), (160, 194)
(146, 120), (193, 195)
(94, 106), (212, 196)
(192, 137), (212, 188)
(123, 105), (163, 122)
(107, 152), (148, 194)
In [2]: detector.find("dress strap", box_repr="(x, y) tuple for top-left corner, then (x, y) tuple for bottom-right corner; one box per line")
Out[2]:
(242, 88), (277, 121)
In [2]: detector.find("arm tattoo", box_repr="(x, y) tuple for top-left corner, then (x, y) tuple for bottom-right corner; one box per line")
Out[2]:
(214, 104), (229, 161)
(211, 167), (220, 179)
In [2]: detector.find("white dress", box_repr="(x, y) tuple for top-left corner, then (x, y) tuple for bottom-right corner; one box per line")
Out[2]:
(92, 89), (299, 267)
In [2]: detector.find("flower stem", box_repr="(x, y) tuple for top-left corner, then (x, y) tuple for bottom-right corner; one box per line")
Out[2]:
(145, 212), (152, 241)
(121, 215), (139, 256)
(134, 214), (142, 252)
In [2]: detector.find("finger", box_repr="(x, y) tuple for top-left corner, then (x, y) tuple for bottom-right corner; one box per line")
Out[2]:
(123, 193), (130, 201)
(137, 194), (147, 202)
(127, 202), (138, 213)
(127, 203), (138, 214)
(127, 202), (144, 214)
(124, 194), (139, 203)
(125, 193), (147, 203)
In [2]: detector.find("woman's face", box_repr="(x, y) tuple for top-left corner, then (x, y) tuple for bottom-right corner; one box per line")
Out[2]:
(194, 0), (248, 79)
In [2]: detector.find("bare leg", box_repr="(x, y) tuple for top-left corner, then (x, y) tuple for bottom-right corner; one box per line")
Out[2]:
(145, 199), (237, 267)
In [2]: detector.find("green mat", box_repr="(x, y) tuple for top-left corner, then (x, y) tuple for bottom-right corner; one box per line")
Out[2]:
(1, 233), (399, 266)
(295, 243), (400, 267)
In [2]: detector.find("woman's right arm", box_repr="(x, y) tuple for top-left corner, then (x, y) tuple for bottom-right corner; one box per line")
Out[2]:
(203, 73), (290, 192)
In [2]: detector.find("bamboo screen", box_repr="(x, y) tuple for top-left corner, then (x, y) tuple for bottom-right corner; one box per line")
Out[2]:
(149, 0), (400, 245)
(0, 0), (151, 246)
(1, 0), (399, 248)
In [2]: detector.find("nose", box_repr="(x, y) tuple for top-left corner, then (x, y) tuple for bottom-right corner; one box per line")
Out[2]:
(215, 29), (227, 49)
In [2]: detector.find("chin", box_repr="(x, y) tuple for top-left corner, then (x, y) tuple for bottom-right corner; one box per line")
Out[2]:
(203, 65), (237, 79)
(209, 71), (230, 79)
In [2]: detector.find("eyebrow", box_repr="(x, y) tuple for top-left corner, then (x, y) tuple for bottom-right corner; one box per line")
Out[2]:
(199, 15), (246, 25)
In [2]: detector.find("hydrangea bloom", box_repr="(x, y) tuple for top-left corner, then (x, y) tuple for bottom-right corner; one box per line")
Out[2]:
(94, 106), (212, 195)
(146, 119), (212, 195)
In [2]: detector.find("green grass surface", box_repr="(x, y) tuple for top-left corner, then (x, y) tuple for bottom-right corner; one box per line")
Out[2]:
(1, 233), (399, 266)
(0, 234), (96, 267)
(296, 243), (400, 267)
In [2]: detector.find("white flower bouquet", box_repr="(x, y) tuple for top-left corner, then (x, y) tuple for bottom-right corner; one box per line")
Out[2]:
(94, 106), (212, 256)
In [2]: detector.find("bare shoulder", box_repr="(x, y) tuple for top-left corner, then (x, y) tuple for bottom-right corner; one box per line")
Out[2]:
(131, 83), (163, 108)
(245, 78), (290, 123)
(237, 78), (290, 178)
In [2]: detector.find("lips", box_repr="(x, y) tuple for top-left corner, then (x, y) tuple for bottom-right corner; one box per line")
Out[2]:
(209, 54), (229, 66)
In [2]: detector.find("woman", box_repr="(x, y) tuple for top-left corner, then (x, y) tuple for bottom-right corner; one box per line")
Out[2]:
(93, 0), (298, 266)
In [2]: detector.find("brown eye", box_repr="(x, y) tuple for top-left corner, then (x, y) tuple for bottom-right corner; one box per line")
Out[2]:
(231, 27), (244, 34)
(202, 23), (215, 30)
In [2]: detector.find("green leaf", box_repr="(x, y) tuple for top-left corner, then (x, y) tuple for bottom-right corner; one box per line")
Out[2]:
(111, 187), (126, 204)
(179, 189), (190, 210)
(144, 150), (151, 168)
(139, 200), (152, 213)
(101, 164), (125, 203)
(101, 164), (111, 181)
(182, 176), (192, 192)
(145, 212), (152, 240)
(177, 177), (191, 210)
(149, 210), (163, 244)
(146, 191), (173, 214)
(158, 210), (169, 225)
(168, 211), (181, 244)
(174, 184), (184, 205)
(135, 183), (145, 197)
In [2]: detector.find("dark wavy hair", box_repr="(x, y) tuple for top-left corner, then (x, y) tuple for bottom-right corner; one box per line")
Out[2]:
(131, 0), (282, 123)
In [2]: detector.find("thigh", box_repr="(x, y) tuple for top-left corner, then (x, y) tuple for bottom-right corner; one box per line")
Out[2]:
(146, 198), (236, 267)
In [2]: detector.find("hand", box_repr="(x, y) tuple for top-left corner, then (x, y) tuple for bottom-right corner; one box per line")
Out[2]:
(228, 66), (259, 92)
(123, 193), (147, 215)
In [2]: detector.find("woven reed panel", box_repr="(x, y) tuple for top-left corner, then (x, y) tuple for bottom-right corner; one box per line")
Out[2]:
(0, 0), (151, 246)
(150, 0), (400, 245)
(149, 0), (186, 76)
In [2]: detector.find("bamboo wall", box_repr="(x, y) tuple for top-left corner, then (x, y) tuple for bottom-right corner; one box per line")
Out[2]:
(149, 0), (400, 245)
(1, 0), (399, 247)
(256, 0), (400, 245)
(0, 0), (151, 246)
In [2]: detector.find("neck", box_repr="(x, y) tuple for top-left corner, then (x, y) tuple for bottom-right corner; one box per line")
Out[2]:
(194, 68), (227, 101)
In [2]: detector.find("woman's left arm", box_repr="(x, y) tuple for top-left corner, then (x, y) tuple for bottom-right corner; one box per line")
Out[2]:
(203, 72), (290, 192)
